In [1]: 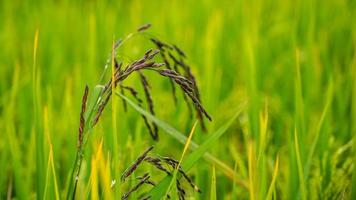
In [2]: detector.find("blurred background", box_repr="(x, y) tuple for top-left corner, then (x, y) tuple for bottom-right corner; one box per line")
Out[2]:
(0, 0), (355, 199)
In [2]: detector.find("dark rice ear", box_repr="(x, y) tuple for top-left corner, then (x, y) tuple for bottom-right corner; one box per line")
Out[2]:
(139, 72), (159, 140)
(159, 50), (178, 104)
(182, 93), (193, 119)
(153, 40), (211, 131)
(136, 175), (156, 187)
(150, 38), (173, 50)
(173, 44), (187, 58)
(121, 173), (151, 200)
(143, 154), (201, 198)
(114, 59), (122, 71)
(92, 91), (111, 126)
(180, 59), (201, 100)
(135, 178), (172, 200)
(120, 84), (156, 140)
(160, 156), (201, 194)
(197, 112), (207, 132)
(155, 69), (212, 121)
(169, 78), (178, 104)
(137, 23), (152, 32)
(121, 146), (154, 182)
(176, 179), (186, 200)
(143, 49), (160, 60)
(77, 85), (89, 148)
(144, 156), (171, 175)
(121, 152), (200, 199)
(121, 85), (142, 104)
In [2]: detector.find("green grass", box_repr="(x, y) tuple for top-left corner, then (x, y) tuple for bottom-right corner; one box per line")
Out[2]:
(0, 0), (355, 199)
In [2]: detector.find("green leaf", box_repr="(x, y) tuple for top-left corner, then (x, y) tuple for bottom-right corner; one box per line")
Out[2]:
(210, 166), (217, 200)
(294, 128), (307, 200)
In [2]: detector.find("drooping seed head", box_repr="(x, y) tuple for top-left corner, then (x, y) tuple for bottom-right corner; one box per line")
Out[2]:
(137, 23), (152, 32)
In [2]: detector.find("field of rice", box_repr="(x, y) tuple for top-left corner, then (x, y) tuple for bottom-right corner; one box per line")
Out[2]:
(0, 0), (355, 199)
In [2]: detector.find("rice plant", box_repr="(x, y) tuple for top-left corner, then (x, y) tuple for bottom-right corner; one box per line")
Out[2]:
(66, 25), (213, 199)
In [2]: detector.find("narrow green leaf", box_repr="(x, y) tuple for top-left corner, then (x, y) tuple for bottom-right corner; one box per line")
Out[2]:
(266, 156), (279, 200)
(210, 166), (217, 200)
(304, 80), (333, 182)
(294, 128), (307, 200)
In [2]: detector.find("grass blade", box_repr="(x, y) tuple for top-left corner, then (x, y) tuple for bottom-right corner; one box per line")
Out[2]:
(32, 28), (45, 200)
(294, 128), (307, 200)
(304, 80), (333, 182)
(248, 141), (256, 200)
(210, 166), (217, 200)
(266, 155), (279, 200)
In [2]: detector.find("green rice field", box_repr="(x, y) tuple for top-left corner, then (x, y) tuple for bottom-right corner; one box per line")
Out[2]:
(0, 0), (355, 199)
